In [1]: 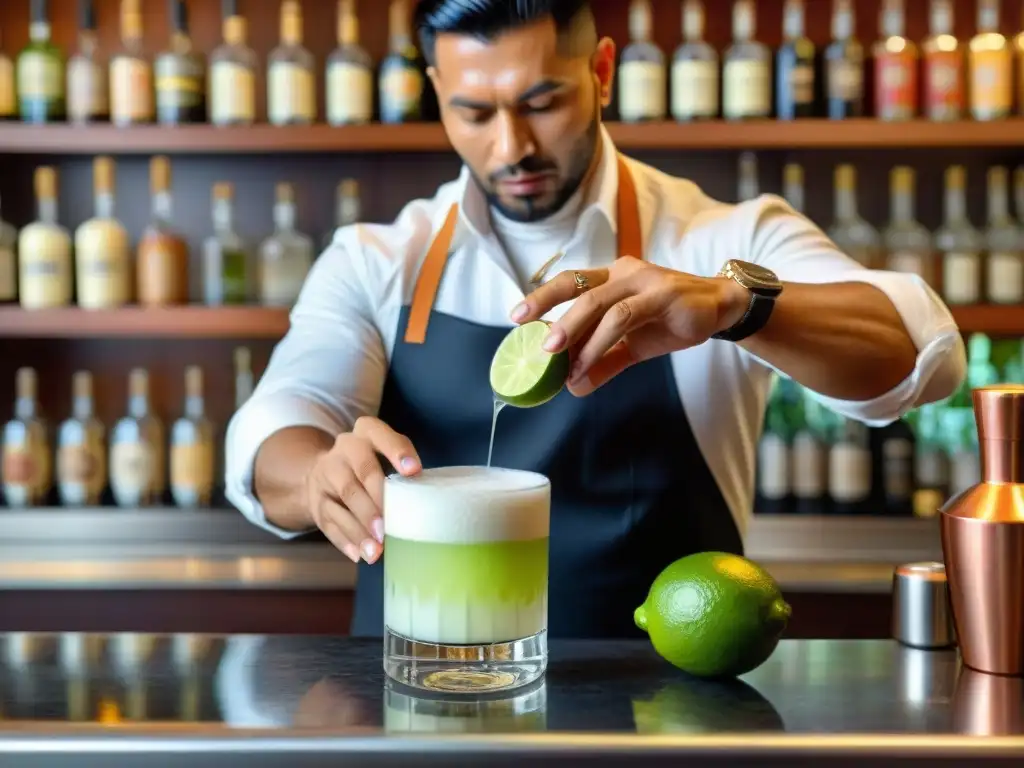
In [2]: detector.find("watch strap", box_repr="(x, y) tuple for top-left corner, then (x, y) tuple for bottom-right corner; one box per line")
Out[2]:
(711, 292), (775, 343)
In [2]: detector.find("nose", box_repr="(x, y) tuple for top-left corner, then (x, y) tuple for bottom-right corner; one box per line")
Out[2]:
(492, 109), (537, 170)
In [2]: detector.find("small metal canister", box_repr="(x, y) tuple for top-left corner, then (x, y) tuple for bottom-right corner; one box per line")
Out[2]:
(892, 562), (957, 649)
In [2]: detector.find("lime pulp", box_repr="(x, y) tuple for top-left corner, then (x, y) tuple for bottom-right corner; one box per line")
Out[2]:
(489, 321), (572, 408)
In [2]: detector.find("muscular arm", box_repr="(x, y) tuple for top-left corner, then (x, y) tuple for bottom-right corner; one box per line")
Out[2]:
(253, 426), (334, 533)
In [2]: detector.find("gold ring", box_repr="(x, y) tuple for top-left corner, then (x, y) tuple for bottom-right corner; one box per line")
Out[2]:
(573, 271), (590, 293)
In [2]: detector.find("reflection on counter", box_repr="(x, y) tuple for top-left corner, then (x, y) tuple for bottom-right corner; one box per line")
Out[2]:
(383, 680), (547, 734)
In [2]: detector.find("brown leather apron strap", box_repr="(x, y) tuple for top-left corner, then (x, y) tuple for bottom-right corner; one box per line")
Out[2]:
(404, 156), (642, 345)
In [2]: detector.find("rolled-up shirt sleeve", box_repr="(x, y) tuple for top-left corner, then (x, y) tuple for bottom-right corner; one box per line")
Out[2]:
(737, 195), (967, 426)
(224, 238), (388, 538)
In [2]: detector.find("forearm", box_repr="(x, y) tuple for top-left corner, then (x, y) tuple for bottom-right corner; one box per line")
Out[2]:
(253, 426), (335, 533)
(738, 281), (918, 402)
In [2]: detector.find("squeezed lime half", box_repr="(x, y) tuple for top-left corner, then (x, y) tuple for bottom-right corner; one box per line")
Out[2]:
(490, 321), (571, 408)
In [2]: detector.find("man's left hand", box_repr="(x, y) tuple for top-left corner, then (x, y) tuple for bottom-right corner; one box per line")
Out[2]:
(510, 256), (749, 396)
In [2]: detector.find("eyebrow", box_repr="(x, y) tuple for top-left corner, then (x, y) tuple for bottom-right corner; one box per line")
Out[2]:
(448, 79), (570, 111)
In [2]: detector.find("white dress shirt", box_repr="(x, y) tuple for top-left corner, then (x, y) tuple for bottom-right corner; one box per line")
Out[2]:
(225, 126), (966, 541)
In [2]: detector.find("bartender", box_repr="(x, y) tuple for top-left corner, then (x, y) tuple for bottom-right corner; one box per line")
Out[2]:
(225, 0), (966, 639)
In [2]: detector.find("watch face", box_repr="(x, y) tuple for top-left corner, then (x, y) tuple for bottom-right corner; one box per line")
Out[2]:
(730, 260), (783, 294)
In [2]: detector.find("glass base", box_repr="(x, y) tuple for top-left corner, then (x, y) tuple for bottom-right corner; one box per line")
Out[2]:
(384, 628), (547, 695)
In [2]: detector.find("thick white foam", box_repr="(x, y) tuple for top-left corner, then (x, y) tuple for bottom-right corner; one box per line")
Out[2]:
(383, 466), (550, 544)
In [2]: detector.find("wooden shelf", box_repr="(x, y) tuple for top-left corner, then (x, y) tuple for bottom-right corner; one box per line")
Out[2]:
(0, 306), (290, 338)
(950, 305), (1024, 336)
(2, 119), (1024, 154)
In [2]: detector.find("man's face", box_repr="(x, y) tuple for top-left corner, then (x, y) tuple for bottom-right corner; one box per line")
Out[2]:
(428, 18), (614, 223)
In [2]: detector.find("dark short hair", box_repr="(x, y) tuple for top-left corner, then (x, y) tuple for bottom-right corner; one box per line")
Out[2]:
(414, 0), (596, 66)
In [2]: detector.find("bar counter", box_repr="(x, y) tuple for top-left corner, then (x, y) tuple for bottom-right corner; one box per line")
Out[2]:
(0, 634), (1021, 766)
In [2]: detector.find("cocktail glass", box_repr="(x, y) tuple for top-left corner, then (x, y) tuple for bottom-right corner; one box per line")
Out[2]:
(382, 466), (550, 694)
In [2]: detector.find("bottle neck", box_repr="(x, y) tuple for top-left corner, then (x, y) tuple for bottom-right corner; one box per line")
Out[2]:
(29, 22), (50, 44)
(95, 192), (114, 219)
(981, 439), (1023, 483)
(274, 201), (295, 232)
(152, 191), (172, 224)
(185, 396), (204, 420)
(336, 197), (359, 227)
(128, 394), (149, 419)
(38, 198), (58, 224)
(235, 374), (253, 410)
(836, 187), (858, 220)
(989, 181), (1009, 223)
(78, 30), (97, 55)
(73, 396), (93, 420)
(14, 397), (36, 421)
(213, 198), (234, 233)
(892, 190), (914, 222)
(945, 184), (966, 223)
(783, 2), (805, 40)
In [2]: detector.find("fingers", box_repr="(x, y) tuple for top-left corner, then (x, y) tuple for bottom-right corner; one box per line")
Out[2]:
(542, 279), (635, 353)
(511, 267), (611, 325)
(568, 340), (637, 397)
(353, 417), (421, 476)
(570, 294), (652, 377)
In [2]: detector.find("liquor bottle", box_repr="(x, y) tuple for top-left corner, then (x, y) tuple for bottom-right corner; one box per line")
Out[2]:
(0, 26), (18, 120)
(202, 182), (249, 305)
(671, 0), (718, 122)
(986, 166), (1024, 304)
(943, 407), (979, 498)
(881, 417), (915, 516)
(912, 404), (949, 519)
(66, 0), (108, 124)
(56, 371), (106, 507)
(756, 376), (792, 514)
(921, 0), (963, 122)
(170, 366), (214, 509)
(18, 166), (72, 310)
(109, 0), (153, 126)
(326, 0), (373, 126)
(74, 156), (131, 309)
(775, 0), (815, 119)
(935, 165), (984, 306)
(268, 0), (315, 126)
(109, 369), (164, 509)
(824, 0), (863, 119)
(17, 0), (65, 122)
(2, 368), (50, 508)
(883, 167), (935, 289)
(0, 192), (15, 304)
(791, 389), (828, 515)
(322, 178), (361, 251)
(873, 0), (918, 121)
(259, 183), (313, 307)
(828, 418), (872, 515)
(137, 156), (189, 306)
(209, 5), (256, 127)
(827, 165), (880, 269)
(234, 347), (254, 409)
(155, 0), (206, 125)
(618, 0), (666, 123)
(969, 0), (1012, 122)
(722, 0), (771, 121)
(379, 0), (425, 123)
(782, 163), (804, 214)
(737, 152), (759, 202)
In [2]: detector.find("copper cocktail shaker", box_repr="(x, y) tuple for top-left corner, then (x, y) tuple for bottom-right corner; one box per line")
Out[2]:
(940, 386), (1024, 676)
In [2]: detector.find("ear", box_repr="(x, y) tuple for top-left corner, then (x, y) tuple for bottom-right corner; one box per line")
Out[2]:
(592, 37), (616, 108)
(426, 65), (441, 95)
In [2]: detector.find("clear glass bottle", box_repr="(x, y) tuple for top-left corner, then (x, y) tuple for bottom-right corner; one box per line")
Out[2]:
(935, 165), (984, 306)
(109, 0), (153, 126)
(757, 376), (792, 514)
(873, 0), (918, 121)
(170, 366), (215, 509)
(209, 12), (256, 126)
(17, 0), (65, 122)
(234, 347), (254, 411)
(379, 0), (425, 123)
(618, 0), (666, 123)
(268, 0), (315, 126)
(74, 156), (131, 309)
(828, 418), (872, 515)
(0, 26), (14, 120)
(824, 0), (863, 119)
(326, 0), (373, 126)
(259, 182), (313, 307)
(722, 0), (771, 121)
(2, 368), (51, 508)
(66, 0), (107, 123)
(18, 166), (72, 309)
(782, 163), (804, 214)
(791, 389), (829, 515)
(737, 152), (759, 202)
(969, 0), (1012, 121)
(109, 368), (164, 509)
(775, 0), (815, 119)
(827, 164), (881, 269)
(57, 371), (107, 508)
(203, 182), (249, 305)
(985, 166), (1024, 304)
(883, 167), (935, 288)
(921, 0), (963, 122)
(0, 191), (16, 304)
(155, 0), (206, 125)
(322, 178), (361, 251)
(671, 0), (718, 122)
(137, 156), (189, 306)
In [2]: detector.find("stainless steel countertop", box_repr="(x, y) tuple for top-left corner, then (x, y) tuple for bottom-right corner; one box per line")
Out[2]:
(0, 634), (1020, 766)
(0, 510), (941, 592)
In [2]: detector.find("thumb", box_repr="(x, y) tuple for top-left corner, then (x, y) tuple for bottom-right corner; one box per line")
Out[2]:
(353, 417), (422, 476)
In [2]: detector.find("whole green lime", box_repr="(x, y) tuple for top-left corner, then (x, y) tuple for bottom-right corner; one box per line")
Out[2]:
(634, 552), (791, 679)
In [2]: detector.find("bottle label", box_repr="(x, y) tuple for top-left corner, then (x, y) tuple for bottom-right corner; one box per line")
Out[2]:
(18, 227), (73, 309)
(138, 232), (189, 305)
(381, 66), (423, 118)
(887, 251), (933, 285)
(618, 61), (666, 121)
(671, 59), (718, 119)
(326, 63), (373, 125)
(259, 256), (310, 307)
(882, 437), (913, 500)
(828, 444), (871, 502)
(942, 252), (980, 304)
(788, 63), (815, 105)
(68, 59), (108, 120)
(0, 246), (15, 301)
(57, 441), (105, 500)
(875, 53), (918, 118)
(827, 58), (863, 102)
(210, 64), (254, 124)
(2, 434), (50, 504)
(171, 442), (214, 495)
(791, 432), (826, 498)
(75, 223), (131, 308)
(757, 434), (790, 500)
(0, 56), (14, 115)
(924, 51), (963, 118)
(723, 61), (770, 118)
(268, 63), (315, 125)
(110, 57), (154, 124)
(17, 52), (62, 100)
(970, 49), (1012, 119)
(987, 252), (1024, 304)
(111, 441), (157, 501)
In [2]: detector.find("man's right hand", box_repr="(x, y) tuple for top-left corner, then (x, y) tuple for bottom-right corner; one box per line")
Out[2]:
(305, 417), (421, 565)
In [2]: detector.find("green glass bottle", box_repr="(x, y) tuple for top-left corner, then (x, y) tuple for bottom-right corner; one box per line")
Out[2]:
(17, 0), (65, 123)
